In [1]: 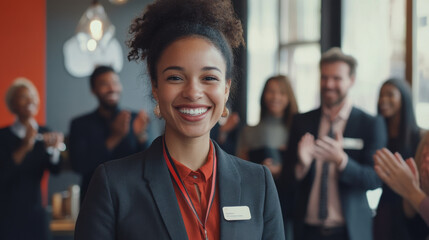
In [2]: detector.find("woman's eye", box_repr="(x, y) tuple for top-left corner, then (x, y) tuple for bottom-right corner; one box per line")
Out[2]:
(167, 76), (182, 81)
(204, 76), (219, 81)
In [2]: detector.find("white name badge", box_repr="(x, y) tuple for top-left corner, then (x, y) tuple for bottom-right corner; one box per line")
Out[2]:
(343, 137), (364, 150)
(222, 206), (252, 221)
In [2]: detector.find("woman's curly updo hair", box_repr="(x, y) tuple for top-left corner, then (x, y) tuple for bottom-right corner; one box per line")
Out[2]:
(127, 0), (244, 86)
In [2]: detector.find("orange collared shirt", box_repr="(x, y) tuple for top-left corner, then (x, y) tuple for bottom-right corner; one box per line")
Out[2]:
(171, 143), (220, 240)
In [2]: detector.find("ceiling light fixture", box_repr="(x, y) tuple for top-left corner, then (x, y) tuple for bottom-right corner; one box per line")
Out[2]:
(75, 0), (115, 52)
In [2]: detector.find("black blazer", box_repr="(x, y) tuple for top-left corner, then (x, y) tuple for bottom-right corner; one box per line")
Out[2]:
(75, 137), (285, 240)
(0, 126), (61, 240)
(285, 107), (387, 240)
(69, 109), (147, 201)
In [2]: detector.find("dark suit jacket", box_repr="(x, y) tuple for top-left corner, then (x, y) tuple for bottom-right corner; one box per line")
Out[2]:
(69, 109), (147, 201)
(0, 126), (61, 240)
(285, 107), (387, 240)
(75, 137), (285, 240)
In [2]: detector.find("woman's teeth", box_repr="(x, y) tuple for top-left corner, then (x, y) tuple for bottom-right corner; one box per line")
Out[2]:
(179, 108), (208, 116)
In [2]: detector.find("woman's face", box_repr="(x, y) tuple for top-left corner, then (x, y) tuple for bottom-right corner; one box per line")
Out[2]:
(264, 80), (289, 117)
(378, 83), (402, 119)
(12, 87), (39, 119)
(153, 37), (230, 139)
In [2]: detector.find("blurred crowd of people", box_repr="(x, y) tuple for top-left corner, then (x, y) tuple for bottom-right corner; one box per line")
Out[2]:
(1, 46), (428, 240)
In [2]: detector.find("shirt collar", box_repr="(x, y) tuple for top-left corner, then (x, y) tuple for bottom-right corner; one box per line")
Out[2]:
(171, 142), (215, 182)
(322, 98), (353, 122)
(10, 119), (38, 139)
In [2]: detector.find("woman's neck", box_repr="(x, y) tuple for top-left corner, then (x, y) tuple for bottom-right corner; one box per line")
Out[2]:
(164, 130), (211, 171)
(387, 113), (401, 138)
(267, 111), (284, 119)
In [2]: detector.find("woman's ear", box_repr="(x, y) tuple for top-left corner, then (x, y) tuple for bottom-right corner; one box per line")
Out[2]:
(225, 79), (231, 102)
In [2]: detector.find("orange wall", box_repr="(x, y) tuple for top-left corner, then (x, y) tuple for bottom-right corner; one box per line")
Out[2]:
(0, 1), (46, 127)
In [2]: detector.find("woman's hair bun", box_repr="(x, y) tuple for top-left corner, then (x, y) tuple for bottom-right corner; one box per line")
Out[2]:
(127, 0), (244, 62)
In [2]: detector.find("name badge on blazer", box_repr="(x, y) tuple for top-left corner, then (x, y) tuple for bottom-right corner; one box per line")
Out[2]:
(343, 137), (364, 150)
(222, 206), (251, 221)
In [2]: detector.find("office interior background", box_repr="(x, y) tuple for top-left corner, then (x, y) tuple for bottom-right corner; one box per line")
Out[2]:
(0, 0), (428, 238)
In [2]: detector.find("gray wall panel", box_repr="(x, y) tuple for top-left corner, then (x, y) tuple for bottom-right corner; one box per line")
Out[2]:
(46, 0), (162, 137)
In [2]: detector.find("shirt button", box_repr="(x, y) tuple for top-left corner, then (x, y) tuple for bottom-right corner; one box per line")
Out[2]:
(193, 175), (198, 179)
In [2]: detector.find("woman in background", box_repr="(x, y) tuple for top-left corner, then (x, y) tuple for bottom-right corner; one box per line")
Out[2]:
(236, 75), (297, 239)
(374, 78), (421, 240)
(0, 78), (64, 240)
(74, 0), (285, 239)
(236, 75), (298, 178)
(374, 132), (429, 239)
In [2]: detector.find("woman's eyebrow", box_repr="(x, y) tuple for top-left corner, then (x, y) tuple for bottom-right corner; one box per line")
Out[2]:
(202, 66), (222, 73)
(162, 66), (184, 73)
(162, 66), (222, 73)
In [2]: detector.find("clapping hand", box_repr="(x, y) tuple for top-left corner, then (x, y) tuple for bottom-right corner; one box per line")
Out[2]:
(106, 111), (131, 150)
(298, 133), (315, 167)
(314, 132), (345, 166)
(111, 110), (131, 138)
(43, 132), (64, 149)
(133, 110), (150, 142)
(373, 148), (425, 211)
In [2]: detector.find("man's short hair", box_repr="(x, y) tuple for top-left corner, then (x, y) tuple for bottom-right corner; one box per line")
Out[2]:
(319, 47), (357, 76)
(90, 65), (115, 89)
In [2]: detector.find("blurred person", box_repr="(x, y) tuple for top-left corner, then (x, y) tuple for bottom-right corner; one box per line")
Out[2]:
(236, 75), (298, 178)
(374, 137), (429, 238)
(0, 78), (64, 240)
(74, 0), (285, 239)
(373, 78), (421, 240)
(236, 75), (298, 239)
(210, 109), (241, 155)
(286, 48), (387, 240)
(69, 66), (149, 201)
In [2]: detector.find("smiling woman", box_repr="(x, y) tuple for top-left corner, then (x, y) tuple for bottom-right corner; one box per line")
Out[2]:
(74, 0), (285, 240)
(373, 78), (421, 240)
(153, 37), (230, 149)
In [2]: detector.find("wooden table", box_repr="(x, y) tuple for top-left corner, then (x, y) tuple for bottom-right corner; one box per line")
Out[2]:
(50, 219), (75, 235)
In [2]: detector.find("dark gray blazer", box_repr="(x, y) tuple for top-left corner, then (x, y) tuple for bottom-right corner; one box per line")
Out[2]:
(74, 137), (285, 240)
(285, 107), (387, 240)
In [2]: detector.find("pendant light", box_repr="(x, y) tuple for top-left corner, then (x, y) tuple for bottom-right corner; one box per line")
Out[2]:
(75, 0), (115, 52)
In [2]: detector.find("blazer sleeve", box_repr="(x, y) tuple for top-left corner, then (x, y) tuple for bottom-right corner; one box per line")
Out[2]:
(339, 115), (386, 190)
(262, 166), (286, 240)
(75, 164), (116, 240)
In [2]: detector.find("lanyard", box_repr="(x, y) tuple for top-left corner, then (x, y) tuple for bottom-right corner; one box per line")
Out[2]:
(162, 137), (217, 240)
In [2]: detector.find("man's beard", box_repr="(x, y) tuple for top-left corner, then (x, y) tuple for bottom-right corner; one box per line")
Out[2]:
(321, 89), (346, 108)
(100, 100), (119, 113)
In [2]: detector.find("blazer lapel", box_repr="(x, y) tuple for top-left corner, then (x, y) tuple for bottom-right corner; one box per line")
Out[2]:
(308, 108), (322, 179)
(310, 108), (322, 138)
(343, 107), (358, 138)
(143, 137), (188, 240)
(215, 142), (241, 240)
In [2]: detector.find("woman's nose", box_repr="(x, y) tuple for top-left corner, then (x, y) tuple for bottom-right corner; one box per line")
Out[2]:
(182, 79), (203, 101)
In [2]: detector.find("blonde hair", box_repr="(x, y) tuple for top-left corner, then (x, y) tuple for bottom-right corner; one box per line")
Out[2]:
(5, 77), (40, 114)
